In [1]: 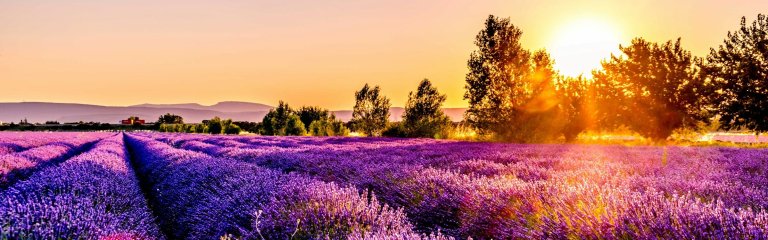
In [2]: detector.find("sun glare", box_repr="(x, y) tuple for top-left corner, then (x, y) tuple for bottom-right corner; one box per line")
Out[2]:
(548, 19), (622, 78)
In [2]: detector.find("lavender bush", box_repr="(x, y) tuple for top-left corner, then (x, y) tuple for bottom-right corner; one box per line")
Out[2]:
(0, 132), (105, 155)
(0, 132), (109, 187)
(141, 133), (768, 239)
(0, 134), (162, 239)
(2, 132), (766, 239)
(124, 134), (432, 239)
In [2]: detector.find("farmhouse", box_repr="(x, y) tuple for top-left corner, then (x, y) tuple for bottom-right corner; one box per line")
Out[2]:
(121, 117), (145, 125)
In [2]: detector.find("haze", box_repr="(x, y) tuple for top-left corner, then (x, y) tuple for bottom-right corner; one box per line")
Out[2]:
(1, 0), (765, 109)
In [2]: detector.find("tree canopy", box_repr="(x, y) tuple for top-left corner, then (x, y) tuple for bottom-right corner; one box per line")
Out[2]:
(593, 38), (709, 141)
(402, 78), (452, 138)
(352, 84), (390, 136)
(261, 101), (295, 136)
(296, 106), (330, 132)
(464, 15), (562, 142)
(157, 113), (184, 125)
(703, 14), (768, 134)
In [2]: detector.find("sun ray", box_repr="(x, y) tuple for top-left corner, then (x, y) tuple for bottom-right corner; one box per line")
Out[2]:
(548, 19), (622, 78)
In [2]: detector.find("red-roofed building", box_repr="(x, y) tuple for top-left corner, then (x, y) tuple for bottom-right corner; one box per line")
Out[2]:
(121, 117), (145, 125)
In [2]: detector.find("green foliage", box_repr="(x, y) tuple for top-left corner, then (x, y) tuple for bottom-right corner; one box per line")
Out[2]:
(330, 120), (350, 136)
(261, 101), (293, 136)
(463, 15), (562, 142)
(381, 122), (409, 138)
(703, 14), (768, 133)
(232, 121), (259, 133)
(296, 106), (330, 132)
(158, 123), (209, 133)
(556, 76), (594, 142)
(285, 115), (306, 136)
(308, 116), (349, 136)
(207, 117), (224, 135)
(593, 38), (709, 141)
(157, 113), (184, 125)
(352, 84), (391, 136)
(224, 124), (241, 135)
(260, 101), (310, 136)
(402, 79), (452, 138)
(195, 124), (207, 133)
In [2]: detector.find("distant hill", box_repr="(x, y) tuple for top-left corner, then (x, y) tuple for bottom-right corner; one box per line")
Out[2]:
(0, 102), (465, 124)
(131, 101), (272, 113)
(0, 102), (271, 124)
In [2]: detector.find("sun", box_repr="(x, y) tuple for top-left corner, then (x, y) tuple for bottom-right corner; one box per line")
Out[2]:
(548, 19), (622, 78)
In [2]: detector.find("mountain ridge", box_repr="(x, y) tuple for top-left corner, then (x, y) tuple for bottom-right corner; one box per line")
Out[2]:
(0, 102), (465, 123)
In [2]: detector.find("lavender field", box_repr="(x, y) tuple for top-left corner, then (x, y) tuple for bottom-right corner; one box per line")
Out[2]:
(1, 132), (767, 239)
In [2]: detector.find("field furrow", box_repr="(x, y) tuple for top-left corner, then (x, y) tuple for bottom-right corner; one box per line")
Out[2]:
(152, 133), (768, 239)
(0, 134), (163, 239)
(123, 134), (443, 240)
(0, 132), (103, 156)
(0, 133), (111, 188)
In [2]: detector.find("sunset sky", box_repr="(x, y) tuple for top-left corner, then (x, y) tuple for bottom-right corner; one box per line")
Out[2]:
(1, 0), (766, 109)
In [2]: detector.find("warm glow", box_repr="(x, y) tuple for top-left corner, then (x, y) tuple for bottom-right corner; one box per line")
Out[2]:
(548, 19), (622, 77)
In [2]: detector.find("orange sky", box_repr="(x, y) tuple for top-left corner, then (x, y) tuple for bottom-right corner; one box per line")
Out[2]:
(1, 0), (766, 109)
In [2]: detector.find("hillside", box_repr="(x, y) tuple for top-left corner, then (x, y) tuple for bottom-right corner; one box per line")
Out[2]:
(0, 102), (465, 123)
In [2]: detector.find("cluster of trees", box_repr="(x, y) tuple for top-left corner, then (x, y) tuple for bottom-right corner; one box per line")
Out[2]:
(464, 14), (768, 142)
(157, 114), (241, 134)
(260, 101), (349, 136)
(104, 13), (768, 142)
(348, 80), (454, 138)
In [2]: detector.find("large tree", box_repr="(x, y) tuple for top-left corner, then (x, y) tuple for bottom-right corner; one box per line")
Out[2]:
(593, 38), (709, 141)
(156, 113), (184, 125)
(352, 84), (390, 136)
(464, 15), (561, 142)
(556, 76), (594, 142)
(703, 14), (768, 133)
(296, 106), (330, 132)
(402, 79), (452, 138)
(261, 101), (293, 136)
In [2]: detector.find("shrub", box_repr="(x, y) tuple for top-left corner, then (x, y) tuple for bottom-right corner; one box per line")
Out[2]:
(308, 116), (349, 137)
(352, 84), (390, 136)
(285, 115), (306, 136)
(224, 124), (241, 135)
(382, 122), (408, 138)
(297, 106), (330, 132)
(402, 79), (453, 139)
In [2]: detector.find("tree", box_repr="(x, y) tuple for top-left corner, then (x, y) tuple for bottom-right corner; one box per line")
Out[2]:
(224, 124), (241, 135)
(285, 115), (306, 136)
(296, 106), (330, 132)
(220, 118), (241, 135)
(157, 113), (184, 124)
(308, 115), (349, 136)
(329, 118), (350, 136)
(463, 15), (562, 142)
(352, 84), (390, 136)
(207, 117), (223, 134)
(556, 76), (595, 142)
(593, 38), (709, 141)
(703, 14), (768, 134)
(261, 101), (293, 136)
(402, 79), (452, 138)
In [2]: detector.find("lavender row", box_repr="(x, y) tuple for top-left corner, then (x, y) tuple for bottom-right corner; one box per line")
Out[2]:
(0, 133), (110, 187)
(124, 134), (444, 240)
(157, 134), (768, 238)
(0, 134), (163, 239)
(0, 132), (107, 155)
(160, 133), (768, 210)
